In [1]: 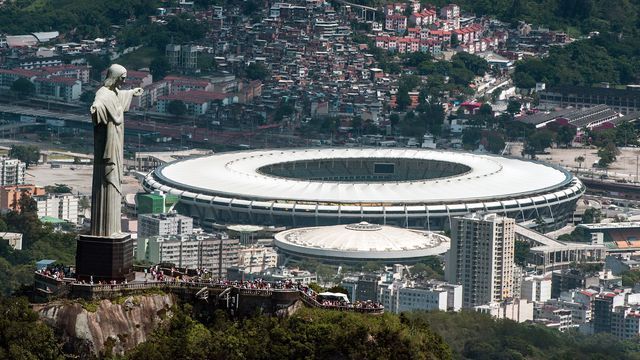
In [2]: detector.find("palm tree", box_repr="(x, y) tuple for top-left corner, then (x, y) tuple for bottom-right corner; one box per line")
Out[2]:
(575, 155), (585, 173)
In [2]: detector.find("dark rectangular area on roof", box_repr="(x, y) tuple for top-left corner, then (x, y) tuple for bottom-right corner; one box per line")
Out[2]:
(374, 163), (395, 174)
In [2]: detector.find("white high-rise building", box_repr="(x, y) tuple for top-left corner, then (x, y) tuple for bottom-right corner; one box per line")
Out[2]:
(35, 193), (79, 223)
(0, 157), (26, 186)
(138, 212), (193, 238)
(522, 274), (552, 303)
(446, 213), (515, 308)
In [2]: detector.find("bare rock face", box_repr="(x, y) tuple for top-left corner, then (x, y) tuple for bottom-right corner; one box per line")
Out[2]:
(38, 294), (174, 358)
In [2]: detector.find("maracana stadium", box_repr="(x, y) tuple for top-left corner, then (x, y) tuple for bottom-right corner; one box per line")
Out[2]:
(141, 148), (585, 230)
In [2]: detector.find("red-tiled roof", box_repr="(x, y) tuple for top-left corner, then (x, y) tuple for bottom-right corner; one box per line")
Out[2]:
(159, 90), (228, 104)
(34, 76), (79, 85)
(165, 76), (210, 87)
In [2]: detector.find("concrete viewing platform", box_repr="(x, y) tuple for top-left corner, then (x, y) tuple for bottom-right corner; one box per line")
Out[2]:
(34, 271), (384, 316)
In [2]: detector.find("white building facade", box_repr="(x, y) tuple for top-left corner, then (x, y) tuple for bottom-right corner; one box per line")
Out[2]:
(236, 246), (278, 273)
(378, 280), (462, 313)
(138, 212), (193, 238)
(137, 233), (239, 277)
(0, 158), (26, 186)
(521, 274), (552, 303)
(35, 193), (79, 223)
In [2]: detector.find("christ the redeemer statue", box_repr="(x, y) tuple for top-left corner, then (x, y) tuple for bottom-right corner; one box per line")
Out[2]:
(90, 64), (143, 237)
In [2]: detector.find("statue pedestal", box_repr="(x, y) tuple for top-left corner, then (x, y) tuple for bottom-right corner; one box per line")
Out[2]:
(76, 233), (135, 282)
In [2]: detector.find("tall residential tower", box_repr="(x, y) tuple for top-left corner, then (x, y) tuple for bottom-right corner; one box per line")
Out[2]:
(446, 213), (515, 308)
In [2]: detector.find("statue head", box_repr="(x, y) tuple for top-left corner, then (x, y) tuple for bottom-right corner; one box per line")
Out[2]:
(103, 64), (127, 88)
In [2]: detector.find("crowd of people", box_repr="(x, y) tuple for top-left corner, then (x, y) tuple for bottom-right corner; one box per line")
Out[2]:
(36, 264), (69, 281)
(38, 264), (383, 312)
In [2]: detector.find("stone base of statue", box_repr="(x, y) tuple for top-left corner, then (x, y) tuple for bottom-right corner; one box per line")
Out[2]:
(76, 233), (135, 282)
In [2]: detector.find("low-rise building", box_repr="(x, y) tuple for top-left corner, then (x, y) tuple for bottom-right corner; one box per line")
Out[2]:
(379, 280), (462, 313)
(227, 266), (317, 283)
(474, 299), (534, 323)
(34, 193), (79, 224)
(137, 233), (239, 277)
(236, 246), (278, 273)
(0, 185), (45, 212)
(612, 307), (640, 339)
(138, 212), (193, 238)
(535, 305), (576, 332)
(33, 76), (81, 102)
(0, 232), (22, 250)
(156, 90), (235, 116)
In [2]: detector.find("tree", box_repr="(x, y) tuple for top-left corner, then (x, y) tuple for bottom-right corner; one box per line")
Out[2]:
(479, 103), (493, 116)
(351, 116), (362, 134)
(396, 90), (411, 111)
(506, 100), (521, 115)
(9, 145), (39, 168)
(390, 113), (400, 128)
(44, 183), (72, 194)
(10, 78), (35, 97)
(525, 130), (554, 155)
(167, 100), (187, 116)
(17, 191), (38, 215)
(0, 297), (63, 359)
(462, 127), (482, 150)
(150, 57), (170, 80)
(79, 91), (95, 104)
(555, 125), (577, 147)
(450, 33), (460, 47)
(245, 63), (270, 81)
(485, 131), (506, 154)
(582, 208), (602, 224)
(451, 52), (488, 76)
(86, 54), (111, 81)
(597, 141), (619, 168)
(575, 155), (585, 170)
(79, 196), (90, 211)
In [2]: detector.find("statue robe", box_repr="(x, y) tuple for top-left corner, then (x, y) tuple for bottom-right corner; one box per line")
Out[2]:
(90, 86), (134, 237)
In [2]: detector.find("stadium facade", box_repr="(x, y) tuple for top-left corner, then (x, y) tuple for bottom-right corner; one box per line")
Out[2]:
(142, 148), (585, 230)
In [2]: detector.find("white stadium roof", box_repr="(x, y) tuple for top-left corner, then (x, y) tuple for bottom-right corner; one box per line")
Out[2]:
(274, 222), (450, 260)
(155, 148), (571, 204)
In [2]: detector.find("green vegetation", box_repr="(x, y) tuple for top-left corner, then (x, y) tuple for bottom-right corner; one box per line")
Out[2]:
(126, 305), (452, 360)
(245, 63), (270, 81)
(167, 100), (187, 117)
(149, 57), (170, 80)
(515, 35), (640, 88)
(409, 310), (640, 360)
(597, 141), (620, 168)
(0, 296), (64, 359)
(10, 78), (35, 97)
(44, 183), (72, 194)
(621, 269), (640, 287)
(0, 0), (160, 39)
(0, 193), (76, 295)
(9, 144), (40, 168)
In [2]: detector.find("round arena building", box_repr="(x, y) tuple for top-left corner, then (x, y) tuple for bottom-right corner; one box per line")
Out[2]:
(142, 148), (585, 230)
(274, 222), (450, 264)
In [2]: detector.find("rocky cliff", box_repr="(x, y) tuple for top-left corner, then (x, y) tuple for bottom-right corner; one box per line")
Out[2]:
(37, 294), (174, 358)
